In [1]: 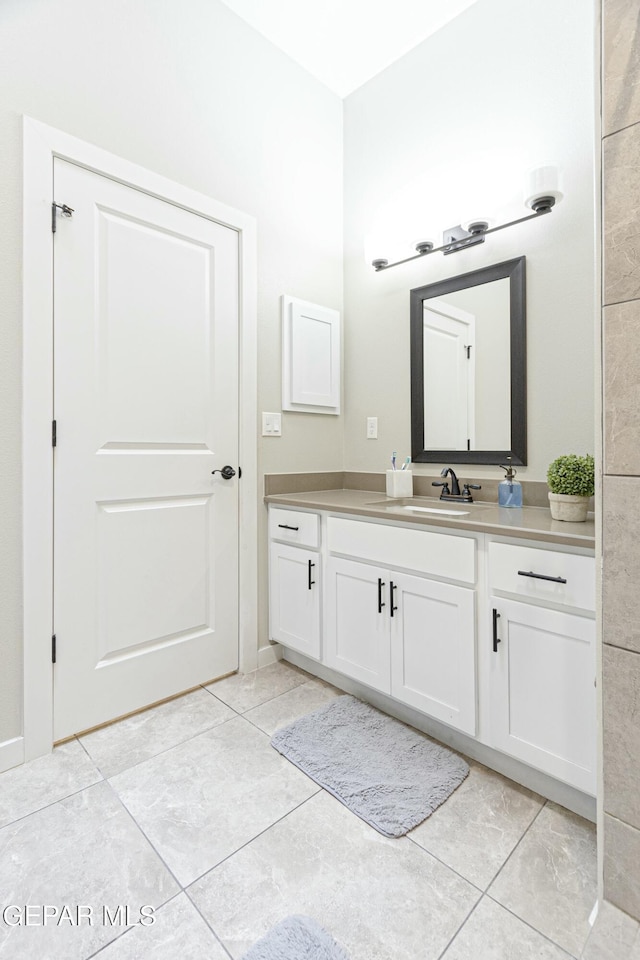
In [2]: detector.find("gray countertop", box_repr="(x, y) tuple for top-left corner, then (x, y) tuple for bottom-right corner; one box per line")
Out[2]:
(264, 489), (596, 550)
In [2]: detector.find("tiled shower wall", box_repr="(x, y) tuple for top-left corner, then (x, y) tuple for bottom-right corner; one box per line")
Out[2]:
(602, 0), (640, 920)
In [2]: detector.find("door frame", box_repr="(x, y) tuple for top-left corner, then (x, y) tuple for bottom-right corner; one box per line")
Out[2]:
(22, 116), (258, 761)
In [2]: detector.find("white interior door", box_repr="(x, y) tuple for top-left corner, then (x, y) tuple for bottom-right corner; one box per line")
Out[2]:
(423, 299), (475, 451)
(53, 158), (239, 740)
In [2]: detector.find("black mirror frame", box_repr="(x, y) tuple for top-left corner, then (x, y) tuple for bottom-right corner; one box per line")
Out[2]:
(410, 256), (527, 465)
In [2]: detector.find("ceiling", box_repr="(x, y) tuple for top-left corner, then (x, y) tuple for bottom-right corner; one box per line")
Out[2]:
(218, 0), (480, 98)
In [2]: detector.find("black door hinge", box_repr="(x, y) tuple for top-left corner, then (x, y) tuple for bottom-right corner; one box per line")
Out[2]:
(52, 420), (57, 447)
(51, 202), (74, 233)
(51, 635), (57, 664)
(238, 466), (242, 478)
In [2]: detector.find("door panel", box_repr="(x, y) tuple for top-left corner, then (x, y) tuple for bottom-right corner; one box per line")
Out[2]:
(98, 210), (213, 444)
(97, 497), (211, 660)
(53, 159), (239, 739)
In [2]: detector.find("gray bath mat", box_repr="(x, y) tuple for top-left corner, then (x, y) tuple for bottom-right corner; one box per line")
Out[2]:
(241, 915), (349, 960)
(271, 695), (469, 837)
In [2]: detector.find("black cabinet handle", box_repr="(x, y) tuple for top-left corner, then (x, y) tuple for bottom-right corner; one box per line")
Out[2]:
(277, 523), (299, 531)
(492, 608), (501, 653)
(517, 570), (567, 584)
(308, 559), (315, 590)
(390, 581), (398, 617)
(377, 578), (386, 614)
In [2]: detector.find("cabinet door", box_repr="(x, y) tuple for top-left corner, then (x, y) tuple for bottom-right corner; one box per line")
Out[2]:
(324, 557), (390, 693)
(269, 543), (320, 659)
(390, 573), (476, 735)
(489, 597), (596, 793)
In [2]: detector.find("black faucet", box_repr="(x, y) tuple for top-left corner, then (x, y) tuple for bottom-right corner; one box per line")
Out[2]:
(432, 467), (482, 503)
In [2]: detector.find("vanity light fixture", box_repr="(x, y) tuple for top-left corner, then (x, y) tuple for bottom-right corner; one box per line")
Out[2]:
(371, 166), (562, 272)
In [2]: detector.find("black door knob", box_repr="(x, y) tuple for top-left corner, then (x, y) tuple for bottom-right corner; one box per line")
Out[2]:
(212, 465), (236, 480)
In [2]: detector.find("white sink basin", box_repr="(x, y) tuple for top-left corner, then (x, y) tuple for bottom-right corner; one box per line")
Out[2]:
(401, 504), (469, 516)
(366, 497), (473, 516)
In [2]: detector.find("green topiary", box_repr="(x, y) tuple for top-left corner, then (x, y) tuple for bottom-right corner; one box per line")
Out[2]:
(547, 454), (595, 497)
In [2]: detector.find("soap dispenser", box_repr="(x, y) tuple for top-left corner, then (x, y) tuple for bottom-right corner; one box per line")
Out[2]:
(498, 458), (523, 508)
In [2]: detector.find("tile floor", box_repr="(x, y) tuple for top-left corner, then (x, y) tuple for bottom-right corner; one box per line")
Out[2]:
(0, 660), (599, 960)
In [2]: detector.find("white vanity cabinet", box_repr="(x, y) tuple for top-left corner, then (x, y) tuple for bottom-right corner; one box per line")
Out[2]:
(267, 501), (596, 799)
(324, 556), (391, 693)
(323, 516), (478, 735)
(390, 572), (476, 735)
(268, 508), (321, 660)
(487, 541), (596, 793)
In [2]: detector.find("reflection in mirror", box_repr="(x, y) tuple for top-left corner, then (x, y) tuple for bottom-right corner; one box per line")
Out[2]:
(423, 278), (510, 451)
(411, 257), (526, 465)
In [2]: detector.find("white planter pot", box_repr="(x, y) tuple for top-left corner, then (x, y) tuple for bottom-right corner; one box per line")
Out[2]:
(548, 492), (590, 522)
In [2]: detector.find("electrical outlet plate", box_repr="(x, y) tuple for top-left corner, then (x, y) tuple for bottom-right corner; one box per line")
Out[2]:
(262, 412), (282, 437)
(366, 416), (378, 439)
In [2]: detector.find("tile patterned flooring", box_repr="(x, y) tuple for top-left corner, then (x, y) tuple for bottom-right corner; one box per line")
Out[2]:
(0, 660), (599, 960)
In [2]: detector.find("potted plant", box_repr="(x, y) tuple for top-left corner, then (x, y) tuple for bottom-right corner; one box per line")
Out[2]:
(546, 454), (595, 522)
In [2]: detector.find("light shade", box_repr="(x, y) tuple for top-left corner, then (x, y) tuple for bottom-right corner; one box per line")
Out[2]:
(524, 165), (563, 210)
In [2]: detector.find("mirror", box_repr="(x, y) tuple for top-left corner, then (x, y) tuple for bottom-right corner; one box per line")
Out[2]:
(410, 257), (526, 465)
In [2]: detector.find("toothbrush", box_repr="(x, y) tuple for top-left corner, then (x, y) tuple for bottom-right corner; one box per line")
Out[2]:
(401, 457), (411, 471)
(391, 452), (397, 471)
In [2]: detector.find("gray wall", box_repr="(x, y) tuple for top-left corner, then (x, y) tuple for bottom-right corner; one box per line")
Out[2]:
(0, 0), (344, 746)
(343, 0), (597, 482)
(602, 0), (640, 921)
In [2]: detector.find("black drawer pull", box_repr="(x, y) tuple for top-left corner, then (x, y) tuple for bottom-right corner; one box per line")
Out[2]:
(390, 581), (398, 617)
(377, 577), (386, 614)
(492, 608), (501, 653)
(308, 559), (316, 590)
(517, 570), (567, 584)
(278, 523), (299, 531)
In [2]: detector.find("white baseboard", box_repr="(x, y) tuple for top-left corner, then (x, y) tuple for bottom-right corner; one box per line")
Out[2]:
(257, 643), (283, 669)
(283, 649), (597, 824)
(0, 736), (25, 774)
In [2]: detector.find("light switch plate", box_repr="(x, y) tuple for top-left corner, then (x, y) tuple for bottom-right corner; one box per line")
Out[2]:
(262, 412), (282, 437)
(367, 416), (378, 439)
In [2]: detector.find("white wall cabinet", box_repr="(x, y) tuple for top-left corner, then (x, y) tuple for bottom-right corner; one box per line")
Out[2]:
(281, 295), (340, 415)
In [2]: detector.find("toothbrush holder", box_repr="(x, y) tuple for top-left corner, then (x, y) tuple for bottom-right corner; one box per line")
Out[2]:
(386, 469), (413, 498)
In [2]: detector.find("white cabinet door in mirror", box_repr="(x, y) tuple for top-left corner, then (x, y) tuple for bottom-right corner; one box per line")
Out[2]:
(282, 295), (340, 414)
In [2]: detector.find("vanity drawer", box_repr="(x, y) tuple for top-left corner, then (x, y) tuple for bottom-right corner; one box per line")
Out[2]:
(269, 507), (319, 548)
(489, 541), (595, 612)
(327, 516), (476, 584)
